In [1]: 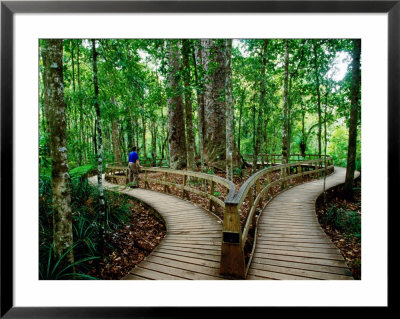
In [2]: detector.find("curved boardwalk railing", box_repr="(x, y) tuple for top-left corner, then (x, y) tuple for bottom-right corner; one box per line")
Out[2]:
(247, 167), (358, 280)
(105, 155), (337, 279)
(220, 156), (334, 278)
(89, 176), (225, 279)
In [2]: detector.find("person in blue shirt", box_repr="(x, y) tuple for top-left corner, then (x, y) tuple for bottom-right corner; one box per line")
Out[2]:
(128, 146), (142, 188)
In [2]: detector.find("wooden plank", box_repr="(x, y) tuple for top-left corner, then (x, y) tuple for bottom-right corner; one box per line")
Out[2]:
(254, 248), (345, 261)
(138, 259), (222, 280)
(250, 262), (352, 280)
(130, 266), (186, 280)
(160, 243), (221, 254)
(251, 257), (353, 276)
(156, 247), (221, 261)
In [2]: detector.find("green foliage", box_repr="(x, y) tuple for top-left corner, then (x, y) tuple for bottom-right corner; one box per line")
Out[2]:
(320, 205), (361, 239)
(70, 164), (96, 180)
(39, 173), (132, 279)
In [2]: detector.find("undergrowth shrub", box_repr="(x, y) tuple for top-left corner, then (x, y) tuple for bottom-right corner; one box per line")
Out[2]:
(39, 166), (132, 279)
(320, 205), (361, 240)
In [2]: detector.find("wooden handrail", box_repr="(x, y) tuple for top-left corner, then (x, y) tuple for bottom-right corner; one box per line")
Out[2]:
(104, 154), (334, 279)
(105, 165), (236, 211)
(219, 155), (334, 279)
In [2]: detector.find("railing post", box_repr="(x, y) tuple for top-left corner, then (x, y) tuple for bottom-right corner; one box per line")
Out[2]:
(297, 164), (302, 183)
(209, 180), (215, 211)
(182, 174), (187, 199)
(220, 203), (246, 279)
(281, 166), (287, 190)
(314, 162), (318, 178)
(164, 172), (169, 193)
(144, 170), (149, 189)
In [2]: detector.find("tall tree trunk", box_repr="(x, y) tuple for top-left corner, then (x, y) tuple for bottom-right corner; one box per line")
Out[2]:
(42, 39), (74, 265)
(344, 39), (361, 198)
(237, 90), (245, 154)
(166, 40), (187, 169)
(202, 39), (226, 169)
(193, 41), (205, 172)
(182, 39), (196, 171)
(313, 40), (322, 157)
(141, 114), (147, 161)
(225, 39), (234, 180)
(255, 40), (268, 170)
(252, 91), (257, 173)
(151, 121), (157, 166)
(282, 39), (290, 164)
(76, 40), (87, 165)
(91, 39), (106, 251)
(111, 117), (122, 164)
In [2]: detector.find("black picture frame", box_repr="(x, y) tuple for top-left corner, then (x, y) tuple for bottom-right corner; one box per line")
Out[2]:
(1, 0), (395, 317)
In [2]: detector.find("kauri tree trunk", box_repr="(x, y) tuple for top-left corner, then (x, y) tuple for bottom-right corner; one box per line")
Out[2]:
(202, 39), (226, 169)
(166, 40), (187, 169)
(42, 39), (74, 265)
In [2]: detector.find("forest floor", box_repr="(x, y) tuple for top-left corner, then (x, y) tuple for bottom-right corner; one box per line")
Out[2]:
(87, 199), (166, 280)
(315, 177), (361, 279)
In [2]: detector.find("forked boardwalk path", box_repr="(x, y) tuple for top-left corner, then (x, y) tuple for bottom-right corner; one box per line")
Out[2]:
(89, 176), (224, 280)
(247, 167), (359, 280)
(90, 166), (358, 280)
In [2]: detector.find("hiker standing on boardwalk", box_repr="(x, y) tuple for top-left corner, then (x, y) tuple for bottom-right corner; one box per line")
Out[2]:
(128, 146), (142, 188)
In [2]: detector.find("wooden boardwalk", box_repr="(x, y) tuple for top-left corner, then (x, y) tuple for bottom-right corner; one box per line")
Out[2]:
(90, 166), (358, 280)
(247, 167), (359, 280)
(89, 176), (224, 280)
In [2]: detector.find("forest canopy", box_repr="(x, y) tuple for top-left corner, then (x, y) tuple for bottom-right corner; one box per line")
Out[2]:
(39, 39), (361, 174)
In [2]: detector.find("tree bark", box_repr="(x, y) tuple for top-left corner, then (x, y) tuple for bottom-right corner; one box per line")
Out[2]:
(141, 114), (147, 161)
(76, 40), (87, 165)
(313, 40), (322, 157)
(344, 39), (361, 198)
(166, 40), (187, 169)
(193, 41), (205, 172)
(182, 39), (196, 171)
(91, 39), (106, 251)
(255, 40), (268, 170)
(202, 39), (227, 169)
(111, 116), (122, 164)
(42, 39), (74, 265)
(225, 39), (234, 180)
(282, 40), (290, 164)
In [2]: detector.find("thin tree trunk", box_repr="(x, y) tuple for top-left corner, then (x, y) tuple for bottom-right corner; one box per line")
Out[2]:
(182, 39), (196, 171)
(42, 39), (74, 265)
(151, 121), (157, 166)
(142, 115), (147, 162)
(344, 39), (361, 198)
(256, 40), (268, 169)
(166, 40), (187, 169)
(282, 39), (290, 164)
(225, 39), (234, 180)
(193, 41), (205, 172)
(111, 117), (122, 164)
(313, 40), (322, 157)
(91, 39), (106, 252)
(76, 40), (87, 165)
